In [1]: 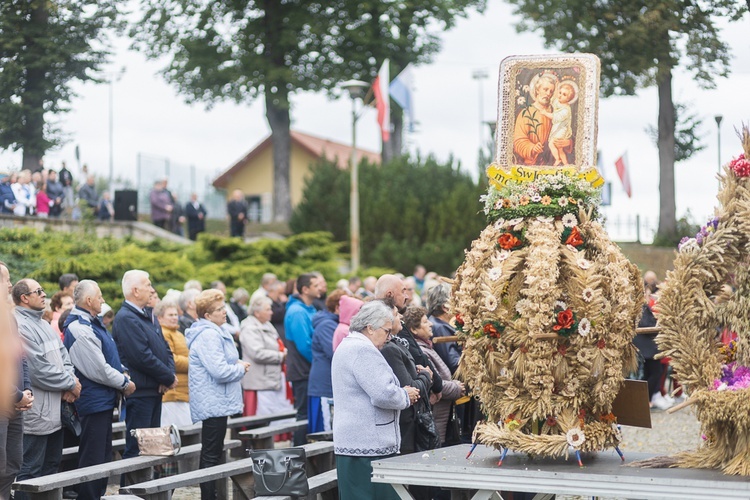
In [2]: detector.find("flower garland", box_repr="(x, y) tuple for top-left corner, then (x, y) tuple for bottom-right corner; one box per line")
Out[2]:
(636, 126), (750, 476)
(481, 171), (602, 222)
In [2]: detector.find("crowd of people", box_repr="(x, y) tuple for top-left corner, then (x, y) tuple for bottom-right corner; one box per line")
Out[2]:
(0, 263), (471, 500)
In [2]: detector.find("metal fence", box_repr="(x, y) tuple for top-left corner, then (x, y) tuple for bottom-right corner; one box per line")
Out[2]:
(601, 213), (710, 244)
(135, 153), (227, 220)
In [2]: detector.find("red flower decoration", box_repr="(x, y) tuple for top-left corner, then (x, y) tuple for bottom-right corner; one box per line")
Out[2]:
(546, 415), (558, 427)
(730, 153), (750, 178)
(552, 309), (575, 331)
(565, 226), (584, 247)
(597, 338), (606, 349)
(455, 314), (464, 327)
(520, 343), (529, 353)
(557, 344), (568, 356)
(498, 233), (522, 250)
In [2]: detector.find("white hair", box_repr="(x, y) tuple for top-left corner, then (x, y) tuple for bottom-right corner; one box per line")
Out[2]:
(249, 296), (273, 315)
(179, 288), (200, 312)
(73, 279), (100, 306)
(122, 270), (149, 299)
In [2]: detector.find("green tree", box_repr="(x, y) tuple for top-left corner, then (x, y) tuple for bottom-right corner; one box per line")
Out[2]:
(0, 1), (120, 170)
(290, 155), (486, 275)
(131, 0), (485, 222)
(505, 0), (746, 243)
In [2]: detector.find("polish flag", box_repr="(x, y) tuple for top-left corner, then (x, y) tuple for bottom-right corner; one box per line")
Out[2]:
(373, 59), (390, 142)
(615, 152), (632, 198)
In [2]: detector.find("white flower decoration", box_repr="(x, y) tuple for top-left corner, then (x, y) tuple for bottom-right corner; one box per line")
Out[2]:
(493, 218), (505, 230)
(577, 258), (592, 270)
(679, 238), (700, 254)
(517, 97), (525, 105)
(562, 213), (578, 228)
(531, 194), (542, 203)
(554, 300), (567, 311)
(536, 216), (554, 223)
(488, 268), (502, 281)
(505, 217), (524, 228)
(582, 288), (595, 302)
(566, 427), (586, 448)
(612, 423), (623, 442)
(497, 250), (511, 261)
(578, 318), (591, 336)
(484, 295), (498, 312)
(558, 196), (568, 207)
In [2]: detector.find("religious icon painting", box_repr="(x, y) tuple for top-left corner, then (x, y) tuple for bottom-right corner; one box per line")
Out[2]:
(495, 54), (600, 172)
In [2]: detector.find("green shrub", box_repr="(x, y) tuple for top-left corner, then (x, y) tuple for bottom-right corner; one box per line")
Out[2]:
(0, 228), (347, 310)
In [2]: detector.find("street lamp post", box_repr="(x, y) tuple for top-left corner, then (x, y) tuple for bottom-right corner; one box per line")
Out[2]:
(107, 68), (125, 189)
(340, 79), (370, 273)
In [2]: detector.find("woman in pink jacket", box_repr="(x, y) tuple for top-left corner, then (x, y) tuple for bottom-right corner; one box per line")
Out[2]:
(332, 295), (363, 352)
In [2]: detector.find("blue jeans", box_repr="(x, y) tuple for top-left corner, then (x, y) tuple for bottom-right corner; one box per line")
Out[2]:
(15, 429), (64, 500)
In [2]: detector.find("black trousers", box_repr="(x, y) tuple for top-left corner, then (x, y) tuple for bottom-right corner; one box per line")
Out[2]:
(78, 410), (113, 500)
(230, 219), (245, 237)
(291, 380), (308, 446)
(200, 416), (228, 500)
(643, 358), (666, 398)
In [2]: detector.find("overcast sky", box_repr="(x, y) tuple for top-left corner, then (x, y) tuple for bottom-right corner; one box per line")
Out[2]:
(2, 2), (749, 241)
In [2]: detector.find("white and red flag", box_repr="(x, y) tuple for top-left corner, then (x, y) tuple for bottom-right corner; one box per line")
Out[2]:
(373, 59), (390, 142)
(614, 152), (632, 198)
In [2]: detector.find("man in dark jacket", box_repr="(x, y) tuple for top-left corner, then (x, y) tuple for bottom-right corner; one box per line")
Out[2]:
(0, 176), (17, 214)
(112, 270), (176, 461)
(185, 193), (207, 241)
(226, 189), (248, 238)
(64, 280), (135, 499)
(46, 170), (64, 217)
(283, 273), (321, 445)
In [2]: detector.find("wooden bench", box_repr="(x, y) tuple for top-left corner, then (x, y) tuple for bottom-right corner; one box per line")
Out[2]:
(254, 468), (338, 500)
(239, 420), (309, 450)
(306, 431), (333, 442)
(227, 410), (297, 457)
(12, 440), (241, 500)
(121, 441), (335, 500)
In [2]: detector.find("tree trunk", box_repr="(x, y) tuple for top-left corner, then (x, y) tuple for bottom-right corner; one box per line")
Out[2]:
(655, 66), (677, 242)
(382, 107), (403, 164)
(21, 2), (48, 172)
(265, 92), (292, 223)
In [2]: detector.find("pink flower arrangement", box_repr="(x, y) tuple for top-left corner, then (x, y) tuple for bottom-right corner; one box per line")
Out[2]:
(712, 362), (750, 391)
(729, 153), (750, 178)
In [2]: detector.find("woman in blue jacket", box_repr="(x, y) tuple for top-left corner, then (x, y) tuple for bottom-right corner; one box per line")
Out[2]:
(186, 289), (249, 500)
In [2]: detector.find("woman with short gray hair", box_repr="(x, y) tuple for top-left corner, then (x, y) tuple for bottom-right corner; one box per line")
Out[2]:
(426, 283), (461, 374)
(239, 296), (292, 416)
(332, 301), (420, 500)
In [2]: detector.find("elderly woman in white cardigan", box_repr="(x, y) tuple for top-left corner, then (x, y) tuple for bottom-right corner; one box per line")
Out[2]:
(332, 300), (420, 500)
(239, 296), (292, 416)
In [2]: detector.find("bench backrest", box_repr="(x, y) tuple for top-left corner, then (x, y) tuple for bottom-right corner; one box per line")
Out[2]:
(13, 440), (241, 493)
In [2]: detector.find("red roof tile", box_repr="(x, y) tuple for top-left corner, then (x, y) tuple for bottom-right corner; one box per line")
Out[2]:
(213, 130), (381, 188)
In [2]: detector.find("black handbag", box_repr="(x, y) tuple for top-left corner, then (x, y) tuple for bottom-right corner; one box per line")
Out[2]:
(61, 402), (81, 437)
(250, 447), (309, 497)
(414, 399), (441, 451)
(443, 402), (462, 446)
